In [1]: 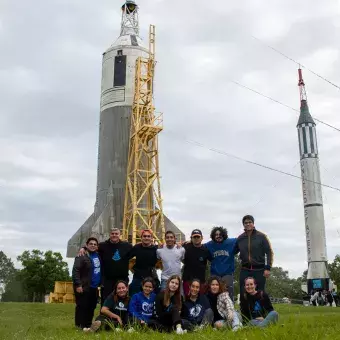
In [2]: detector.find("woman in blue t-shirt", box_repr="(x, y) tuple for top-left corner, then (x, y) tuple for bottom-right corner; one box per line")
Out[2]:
(128, 277), (156, 326)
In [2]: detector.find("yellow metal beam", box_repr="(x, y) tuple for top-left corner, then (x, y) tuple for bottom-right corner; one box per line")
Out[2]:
(123, 25), (165, 245)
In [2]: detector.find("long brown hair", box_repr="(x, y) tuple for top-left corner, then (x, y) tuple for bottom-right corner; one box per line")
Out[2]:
(113, 280), (129, 304)
(163, 275), (182, 309)
(206, 276), (226, 295)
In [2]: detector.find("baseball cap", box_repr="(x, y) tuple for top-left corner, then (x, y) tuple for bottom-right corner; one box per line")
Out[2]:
(191, 229), (203, 237)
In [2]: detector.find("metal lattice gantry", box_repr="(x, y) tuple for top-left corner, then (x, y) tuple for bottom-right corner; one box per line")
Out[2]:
(123, 24), (165, 245)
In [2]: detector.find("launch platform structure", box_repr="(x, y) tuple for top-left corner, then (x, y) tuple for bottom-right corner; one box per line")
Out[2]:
(122, 24), (165, 245)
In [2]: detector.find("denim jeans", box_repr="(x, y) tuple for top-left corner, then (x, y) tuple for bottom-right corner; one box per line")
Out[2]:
(249, 311), (279, 328)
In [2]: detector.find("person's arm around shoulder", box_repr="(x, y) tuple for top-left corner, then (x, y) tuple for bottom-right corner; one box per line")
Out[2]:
(72, 256), (83, 293)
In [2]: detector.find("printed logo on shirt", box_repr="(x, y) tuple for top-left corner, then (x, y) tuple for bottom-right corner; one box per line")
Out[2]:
(93, 257), (101, 274)
(142, 302), (154, 315)
(116, 301), (127, 311)
(254, 301), (261, 311)
(213, 250), (229, 258)
(112, 250), (121, 261)
(189, 304), (202, 318)
(199, 257), (204, 262)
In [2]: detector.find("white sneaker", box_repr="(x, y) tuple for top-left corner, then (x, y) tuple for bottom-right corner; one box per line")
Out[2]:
(127, 327), (135, 333)
(232, 325), (242, 332)
(176, 327), (184, 335)
(115, 328), (122, 332)
(83, 328), (90, 332)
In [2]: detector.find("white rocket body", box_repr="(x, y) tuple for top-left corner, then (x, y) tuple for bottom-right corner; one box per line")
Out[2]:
(297, 99), (329, 292)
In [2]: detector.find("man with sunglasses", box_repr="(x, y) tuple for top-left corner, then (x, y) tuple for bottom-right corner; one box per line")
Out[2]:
(182, 229), (210, 296)
(234, 215), (274, 294)
(72, 237), (101, 330)
(128, 229), (160, 296)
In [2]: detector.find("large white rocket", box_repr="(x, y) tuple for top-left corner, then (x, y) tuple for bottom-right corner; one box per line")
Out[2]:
(67, 1), (184, 257)
(296, 68), (329, 293)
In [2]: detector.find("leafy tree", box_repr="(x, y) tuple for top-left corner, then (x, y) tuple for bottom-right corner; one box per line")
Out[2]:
(1, 270), (27, 302)
(17, 250), (71, 302)
(328, 254), (340, 286)
(0, 251), (16, 285)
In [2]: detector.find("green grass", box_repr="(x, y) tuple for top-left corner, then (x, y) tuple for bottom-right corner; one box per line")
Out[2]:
(0, 303), (340, 340)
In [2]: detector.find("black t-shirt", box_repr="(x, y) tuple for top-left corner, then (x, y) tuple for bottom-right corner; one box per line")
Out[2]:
(129, 244), (158, 279)
(182, 243), (210, 282)
(240, 291), (274, 320)
(103, 293), (130, 324)
(98, 240), (133, 279)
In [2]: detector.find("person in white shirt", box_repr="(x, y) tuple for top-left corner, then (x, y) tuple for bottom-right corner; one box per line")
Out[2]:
(157, 231), (185, 290)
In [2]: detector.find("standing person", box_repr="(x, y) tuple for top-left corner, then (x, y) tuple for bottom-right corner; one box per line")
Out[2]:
(326, 290), (334, 306)
(154, 275), (192, 333)
(128, 229), (159, 296)
(85, 280), (130, 332)
(234, 215), (274, 294)
(128, 277), (157, 326)
(181, 279), (214, 329)
(240, 277), (278, 328)
(157, 231), (185, 290)
(78, 228), (132, 305)
(72, 237), (101, 329)
(331, 289), (338, 306)
(205, 226), (237, 302)
(205, 276), (242, 331)
(182, 229), (210, 296)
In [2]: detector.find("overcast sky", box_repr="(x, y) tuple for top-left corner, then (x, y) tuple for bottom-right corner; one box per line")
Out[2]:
(1, 0), (340, 278)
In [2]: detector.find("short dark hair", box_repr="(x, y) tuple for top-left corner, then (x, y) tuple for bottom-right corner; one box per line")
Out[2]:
(242, 215), (254, 224)
(210, 226), (228, 241)
(165, 230), (176, 238)
(86, 237), (98, 245)
(142, 277), (155, 288)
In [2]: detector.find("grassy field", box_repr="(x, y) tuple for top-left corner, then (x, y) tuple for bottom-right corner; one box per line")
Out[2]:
(0, 303), (340, 340)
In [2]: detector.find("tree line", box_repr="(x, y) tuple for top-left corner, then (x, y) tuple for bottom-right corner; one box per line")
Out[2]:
(0, 250), (70, 302)
(1, 250), (339, 302)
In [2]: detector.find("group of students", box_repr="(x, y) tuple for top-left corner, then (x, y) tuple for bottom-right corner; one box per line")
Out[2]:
(310, 289), (339, 307)
(72, 214), (279, 334)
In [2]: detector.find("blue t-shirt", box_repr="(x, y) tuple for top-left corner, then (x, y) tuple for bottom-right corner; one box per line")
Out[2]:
(205, 238), (237, 276)
(89, 252), (101, 288)
(128, 292), (156, 322)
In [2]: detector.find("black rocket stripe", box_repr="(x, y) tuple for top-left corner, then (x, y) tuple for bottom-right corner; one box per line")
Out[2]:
(302, 127), (308, 154)
(309, 126), (315, 154)
(304, 203), (323, 208)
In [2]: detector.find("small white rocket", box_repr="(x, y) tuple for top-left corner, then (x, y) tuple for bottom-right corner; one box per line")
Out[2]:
(296, 68), (329, 293)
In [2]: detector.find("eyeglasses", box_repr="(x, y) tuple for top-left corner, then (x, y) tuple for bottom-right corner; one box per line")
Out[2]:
(243, 221), (253, 225)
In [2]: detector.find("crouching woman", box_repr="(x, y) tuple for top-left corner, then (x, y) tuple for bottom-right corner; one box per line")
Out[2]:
(181, 279), (214, 329)
(206, 276), (242, 331)
(240, 277), (279, 328)
(154, 275), (192, 334)
(85, 280), (130, 332)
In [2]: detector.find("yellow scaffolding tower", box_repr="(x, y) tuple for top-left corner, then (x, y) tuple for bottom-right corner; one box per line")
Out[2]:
(123, 25), (165, 245)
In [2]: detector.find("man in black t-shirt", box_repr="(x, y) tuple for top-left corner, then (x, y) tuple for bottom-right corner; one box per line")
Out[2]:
(182, 229), (210, 296)
(128, 229), (159, 296)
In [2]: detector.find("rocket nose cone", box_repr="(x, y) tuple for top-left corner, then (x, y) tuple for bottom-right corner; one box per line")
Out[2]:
(122, 1), (137, 12)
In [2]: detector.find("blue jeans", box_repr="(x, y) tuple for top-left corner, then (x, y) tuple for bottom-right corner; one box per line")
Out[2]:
(249, 311), (279, 328)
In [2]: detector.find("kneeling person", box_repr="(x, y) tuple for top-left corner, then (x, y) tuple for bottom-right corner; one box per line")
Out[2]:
(128, 277), (156, 326)
(182, 279), (213, 329)
(240, 277), (278, 328)
(85, 280), (130, 332)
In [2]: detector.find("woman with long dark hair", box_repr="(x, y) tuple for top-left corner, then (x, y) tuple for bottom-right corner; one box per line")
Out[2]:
(154, 275), (192, 333)
(240, 277), (278, 328)
(128, 277), (156, 326)
(206, 276), (242, 330)
(181, 279), (213, 329)
(85, 280), (130, 332)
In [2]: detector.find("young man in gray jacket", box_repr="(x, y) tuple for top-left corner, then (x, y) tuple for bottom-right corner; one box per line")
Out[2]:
(72, 237), (101, 329)
(234, 215), (273, 294)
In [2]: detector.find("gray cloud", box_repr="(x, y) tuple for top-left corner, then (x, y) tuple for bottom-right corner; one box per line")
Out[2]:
(1, 0), (340, 278)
